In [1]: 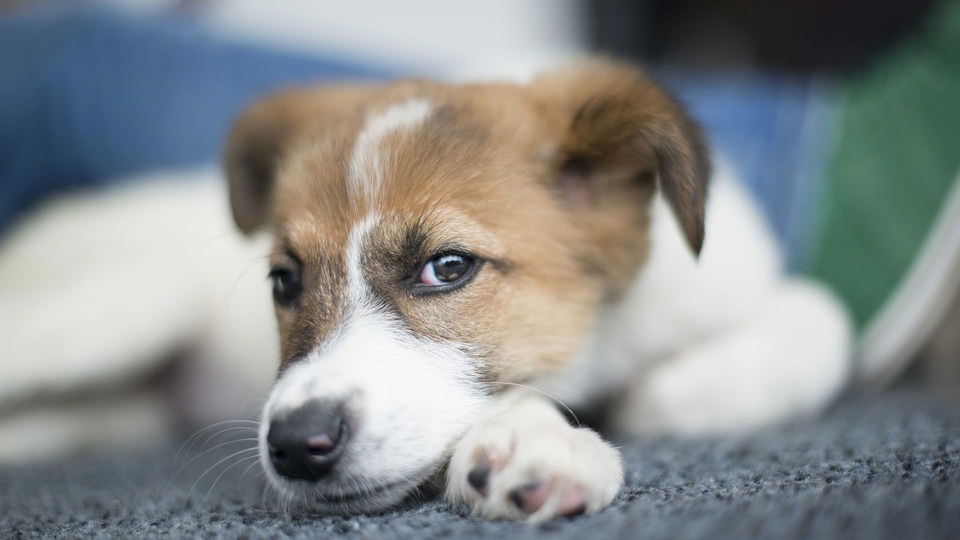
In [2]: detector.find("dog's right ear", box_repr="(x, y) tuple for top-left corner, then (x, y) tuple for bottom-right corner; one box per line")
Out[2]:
(224, 85), (374, 233)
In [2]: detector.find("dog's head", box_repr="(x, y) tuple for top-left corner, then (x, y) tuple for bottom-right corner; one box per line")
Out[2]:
(225, 60), (709, 512)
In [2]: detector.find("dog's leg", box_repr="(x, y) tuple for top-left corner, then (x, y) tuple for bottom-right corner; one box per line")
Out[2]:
(446, 391), (623, 522)
(616, 279), (852, 435)
(0, 178), (204, 404)
(0, 172), (275, 406)
(0, 393), (171, 464)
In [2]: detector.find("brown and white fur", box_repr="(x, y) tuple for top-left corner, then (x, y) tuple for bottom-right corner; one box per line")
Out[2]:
(0, 60), (850, 520)
(223, 60), (850, 520)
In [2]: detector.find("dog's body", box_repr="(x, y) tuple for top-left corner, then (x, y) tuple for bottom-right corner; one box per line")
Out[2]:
(0, 60), (849, 520)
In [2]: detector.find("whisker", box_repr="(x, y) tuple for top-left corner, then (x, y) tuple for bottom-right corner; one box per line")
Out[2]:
(185, 447), (260, 502)
(487, 381), (581, 426)
(240, 456), (263, 481)
(204, 454), (260, 502)
(261, 480), (271, 511)
(174, 419), (260, 463)
(172, 437), (259, 478)
(195, 426), (260, 454)
(280, 487), (291, 517)
(224, 250), (274, 301)
(165, 437), (260, 495)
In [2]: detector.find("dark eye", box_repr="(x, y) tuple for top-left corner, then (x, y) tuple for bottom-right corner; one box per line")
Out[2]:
(415, 253), (478, 293)
(269, 266), (302, 307)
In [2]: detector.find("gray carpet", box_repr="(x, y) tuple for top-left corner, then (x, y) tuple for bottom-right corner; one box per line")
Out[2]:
(2, 387), (958, 540)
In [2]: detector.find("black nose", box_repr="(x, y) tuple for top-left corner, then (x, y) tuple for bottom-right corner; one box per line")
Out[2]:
(267, 399), (349, 481)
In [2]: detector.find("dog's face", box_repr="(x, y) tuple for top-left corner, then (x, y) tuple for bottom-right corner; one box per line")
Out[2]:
(225, 61), (709, 513)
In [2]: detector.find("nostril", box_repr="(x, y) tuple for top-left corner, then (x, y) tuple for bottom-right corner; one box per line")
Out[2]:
(268, 443), (285, 460)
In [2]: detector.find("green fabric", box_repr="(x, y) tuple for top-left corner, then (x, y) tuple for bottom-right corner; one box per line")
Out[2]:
(808, 0), (960, 329)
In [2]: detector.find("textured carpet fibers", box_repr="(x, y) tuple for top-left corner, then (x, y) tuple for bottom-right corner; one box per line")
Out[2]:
(1, 387), (958, 539)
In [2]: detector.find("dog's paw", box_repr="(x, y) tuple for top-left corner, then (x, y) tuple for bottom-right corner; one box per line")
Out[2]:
(445, 405), (622, 522)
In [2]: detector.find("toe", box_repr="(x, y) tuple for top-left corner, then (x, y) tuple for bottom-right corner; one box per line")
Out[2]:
(508, 479), (553, 514)
(467, 463), (491, 495)
(554, 484), (587, 516)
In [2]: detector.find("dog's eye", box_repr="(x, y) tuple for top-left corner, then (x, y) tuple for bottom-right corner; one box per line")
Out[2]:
(269, 266), (302, 307)
(420, 254), (472, 285)
(416, 253), (477, 292)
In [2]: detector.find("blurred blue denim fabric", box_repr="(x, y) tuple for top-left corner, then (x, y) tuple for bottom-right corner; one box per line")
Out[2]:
(0, 4), (829, 268)
(0, 4), (389, 233)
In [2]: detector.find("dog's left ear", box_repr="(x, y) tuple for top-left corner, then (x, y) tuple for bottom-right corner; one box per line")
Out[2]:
(532, 60), (711, 255)
(224, 85), (375, 234)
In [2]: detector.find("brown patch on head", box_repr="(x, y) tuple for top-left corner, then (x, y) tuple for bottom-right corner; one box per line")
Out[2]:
(224, 60), (710, 383)
(269, 226), (349, 369)
(224, 84), (379, 233)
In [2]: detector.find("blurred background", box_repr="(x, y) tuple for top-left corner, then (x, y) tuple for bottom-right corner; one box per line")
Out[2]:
(1, 0), (958, 462)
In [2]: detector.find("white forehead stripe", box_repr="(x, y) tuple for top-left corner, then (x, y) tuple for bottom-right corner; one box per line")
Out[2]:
(345, 214), (380, 307)
(348, 98), (433, 205)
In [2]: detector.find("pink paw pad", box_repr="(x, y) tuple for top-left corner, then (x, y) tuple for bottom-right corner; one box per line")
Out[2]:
(508, 479), (587, 516)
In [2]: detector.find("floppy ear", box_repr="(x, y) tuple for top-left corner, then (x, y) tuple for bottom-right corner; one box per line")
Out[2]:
(531, 60), (711, 254)
(224, 85), (375, 233)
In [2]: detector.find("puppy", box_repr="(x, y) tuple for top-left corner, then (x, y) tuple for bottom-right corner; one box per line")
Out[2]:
(223, 59), (851, 521)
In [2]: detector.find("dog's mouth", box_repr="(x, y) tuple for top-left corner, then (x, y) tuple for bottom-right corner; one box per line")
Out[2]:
(266, 462), (438, 513)
(312, 477), (416, 505)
